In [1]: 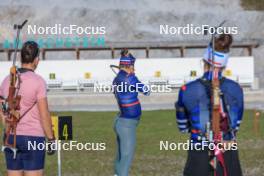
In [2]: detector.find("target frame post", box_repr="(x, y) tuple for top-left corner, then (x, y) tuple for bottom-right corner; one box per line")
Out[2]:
(253, 110), (261, 137)
(52, 116), (73, 176)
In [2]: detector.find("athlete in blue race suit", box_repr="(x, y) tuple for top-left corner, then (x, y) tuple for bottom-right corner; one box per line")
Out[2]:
(176, 34), (243, 176)
(177, 72), (244, 142)
(113, 50), (150, 176)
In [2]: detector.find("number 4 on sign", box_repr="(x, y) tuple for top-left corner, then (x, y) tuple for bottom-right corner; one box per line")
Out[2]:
(63, 124), (68, 141)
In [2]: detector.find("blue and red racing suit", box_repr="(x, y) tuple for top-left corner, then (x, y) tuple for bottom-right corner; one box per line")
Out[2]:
(113, 70), (150, 119)
(176, 71), (244, 142)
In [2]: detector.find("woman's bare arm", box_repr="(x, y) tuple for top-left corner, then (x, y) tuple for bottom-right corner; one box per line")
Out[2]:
(37, 97), (54, 140)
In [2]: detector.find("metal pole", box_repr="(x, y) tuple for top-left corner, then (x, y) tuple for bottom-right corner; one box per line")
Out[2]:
(57, 141), (62, 176)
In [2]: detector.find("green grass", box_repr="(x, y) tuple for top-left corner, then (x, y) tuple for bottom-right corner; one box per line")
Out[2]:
(0, 110), (264, 176)
(241, 0), (264, 10)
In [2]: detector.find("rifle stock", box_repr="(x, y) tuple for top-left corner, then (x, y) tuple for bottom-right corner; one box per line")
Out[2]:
(212, 80), (221, 135)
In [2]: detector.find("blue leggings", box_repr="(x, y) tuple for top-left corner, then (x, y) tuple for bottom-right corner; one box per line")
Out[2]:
(114, 117), (139, 176)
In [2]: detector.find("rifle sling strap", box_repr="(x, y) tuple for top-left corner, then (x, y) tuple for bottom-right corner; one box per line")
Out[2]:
(19, 101), (37, 121)
(198, 77), (226, 119)
(16, 68), (36, 122)
(198, 77), (233, 134)
(198, 77), (226, 90)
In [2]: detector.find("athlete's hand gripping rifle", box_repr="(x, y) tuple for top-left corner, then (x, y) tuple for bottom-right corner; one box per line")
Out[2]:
(2, 20), (28, 159)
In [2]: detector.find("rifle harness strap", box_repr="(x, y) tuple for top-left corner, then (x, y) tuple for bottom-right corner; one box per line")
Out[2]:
(199, 77), (229, 176)
(16, 68), (37, 122)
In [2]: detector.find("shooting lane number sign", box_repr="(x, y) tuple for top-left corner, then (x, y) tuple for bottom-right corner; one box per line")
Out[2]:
(52, 116), (73, 140)
(51, 116), (73, 176)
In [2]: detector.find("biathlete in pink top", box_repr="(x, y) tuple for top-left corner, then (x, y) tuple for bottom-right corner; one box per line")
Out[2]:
(0, 41), (55, 176)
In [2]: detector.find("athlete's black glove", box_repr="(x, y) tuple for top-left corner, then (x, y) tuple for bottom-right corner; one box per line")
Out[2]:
(47, 138), (56, 155)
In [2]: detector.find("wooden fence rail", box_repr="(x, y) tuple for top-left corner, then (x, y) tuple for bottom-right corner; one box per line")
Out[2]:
(0, 41), (259, 60)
